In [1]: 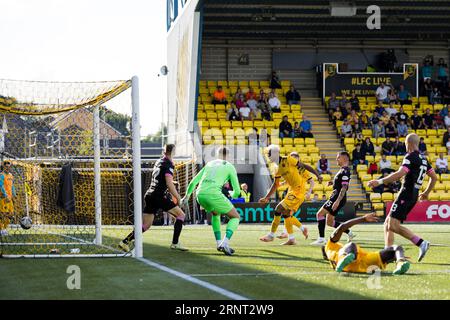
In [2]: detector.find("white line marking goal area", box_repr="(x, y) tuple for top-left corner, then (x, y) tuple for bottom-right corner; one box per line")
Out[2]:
(137, 257), (249, 300)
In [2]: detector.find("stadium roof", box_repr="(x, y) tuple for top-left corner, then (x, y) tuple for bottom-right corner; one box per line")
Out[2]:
(200, 0), (450, 40)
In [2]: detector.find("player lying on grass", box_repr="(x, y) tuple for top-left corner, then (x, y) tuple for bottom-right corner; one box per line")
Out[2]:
(323, 213), (410, 275)
(181, 147), (241, 256)
(259, 146), (322, 245)
(368, 133), (436, 262)
(311, 151), (355, 246)
(119, 144), (188, 252)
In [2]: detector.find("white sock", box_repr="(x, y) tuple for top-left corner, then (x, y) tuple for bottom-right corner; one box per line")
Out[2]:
(318, 237), (325, 241)
(216, 240), (222, 247)
(221, 237), (229, 246)
(269, 232), (275, 237)
(300, 226), (305, 232)
(288, 234), (295, 240)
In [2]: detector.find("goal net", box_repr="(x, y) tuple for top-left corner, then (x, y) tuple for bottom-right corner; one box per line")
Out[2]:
(0, 77), (143, 258)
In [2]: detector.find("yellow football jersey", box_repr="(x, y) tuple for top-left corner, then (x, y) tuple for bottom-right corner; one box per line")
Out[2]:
(325, 239), (386, 273)
(275, 156), (310, 193)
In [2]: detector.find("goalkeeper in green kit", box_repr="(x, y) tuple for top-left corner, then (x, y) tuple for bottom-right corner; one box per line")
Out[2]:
(181, 147), (241, 256)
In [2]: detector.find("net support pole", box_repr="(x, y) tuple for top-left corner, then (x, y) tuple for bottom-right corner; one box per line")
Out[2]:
(93, 104), (102, 245)
(131, 76), (143, 258)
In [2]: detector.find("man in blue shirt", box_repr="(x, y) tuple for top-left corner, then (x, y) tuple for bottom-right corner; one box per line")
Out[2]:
(397, 84), (412, 106)
(300, 115), (313, 138)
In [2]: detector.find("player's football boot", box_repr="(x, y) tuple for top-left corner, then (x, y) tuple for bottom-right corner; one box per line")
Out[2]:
(281, 238), (296, 245)
(393, 260), (410, 275)
(418, 240), (430, 262)
(218, 243), (235, 256)
(276, 232), (288, 239)
(170, 242), (189, 251)
(310, 238), (326, 246)
(347, 230), (356, 241)
(118, 240), (134, 252)
(259, 234), (275, 242)
(336, 253), (355, 273)
(217, 246), (235, 254)
(301, 227), (309, 240)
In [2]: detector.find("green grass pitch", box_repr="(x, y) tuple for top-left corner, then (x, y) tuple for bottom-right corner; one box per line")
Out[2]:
(1, 223), (449, 300)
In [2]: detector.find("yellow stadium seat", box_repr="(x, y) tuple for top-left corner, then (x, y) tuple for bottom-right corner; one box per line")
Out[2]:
(321, 174), (331, 182)
(360, 174), (372, 182)
(199, 80), (207, 87)
(217, 113), (227, 120)
(280, 104), (290, 112)
(227, 80), (238, 87)
(307, 146), (320, 155)
(439, 193), (450, 201)
(197, 112), (207, 120)
(429, 193), (440, 201)
(370, 193), (382, 202)
(372, 203), (384, 211)
(199, 87), (208, 94)
(217, 80), (228, 87)
(294, 138), (304, 146)
(311, 154), (321, 164)
(272, 113), (283, 120)
(215, 104), (226, 111)
(208, 120), (221, 129)
(313, 184), (324, 192)
(205, 104), (216, 111)
(381, 193), (394, 201)
(259, 80), (269, 87)
(362, 129), (372, 137)
(304, 138), (316, 146)
(198, 120), (209, 129)
(253, 120), (264, 129)
(366, 155), (375, 163)
(435, 183), (446, 191)
(242, 120), (253, 128)
(416, 129), (426, 137)
(427, 129), (437, 137)
(357, 164), (368, 172)
(440, 174), (450, 182)
(207, 80), (217, 87)
(248, 80), (259, 87)
(220, 121), (231, 129)
(282, 138), (294, 146)
(281, 80), (291, 87)
(291, 104), (301, 112)
(231, 121), (242, 128)
(207, 112), (218, 120)
(436, 146), (447, 154)
(238, 80), (249, 87)
(344, 138), (355, 145)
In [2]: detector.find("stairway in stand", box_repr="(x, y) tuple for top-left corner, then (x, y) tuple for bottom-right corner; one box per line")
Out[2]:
(300, 97), (371, 215)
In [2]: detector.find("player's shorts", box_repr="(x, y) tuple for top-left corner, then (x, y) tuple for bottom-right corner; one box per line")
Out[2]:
(196, 192), (234, 215)
(279, 190), (305, 213)
(321, 192), (346, 216)
(343, 251), (385, 273)
(143, 192), (177, 214)
(0, 198), (14, 214)
(388, 191), (418, 222)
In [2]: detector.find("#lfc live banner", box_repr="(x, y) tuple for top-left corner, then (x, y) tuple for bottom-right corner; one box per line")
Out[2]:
(234, 202), (356, 223)
(385, 201), (450, 222)
(323, 63), (418, 98)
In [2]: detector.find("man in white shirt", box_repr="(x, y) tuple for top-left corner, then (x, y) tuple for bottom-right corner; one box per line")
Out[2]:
(376, 82), (390, 103)
(436, 152), (449, 174)
(246, 97), (261, 119)
(379, 154), (393, 174)
(239, 105), (252, 120)
(268, 93), (281, 112)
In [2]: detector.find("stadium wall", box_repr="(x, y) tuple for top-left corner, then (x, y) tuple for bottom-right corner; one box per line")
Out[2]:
(166, 0), (200, 158)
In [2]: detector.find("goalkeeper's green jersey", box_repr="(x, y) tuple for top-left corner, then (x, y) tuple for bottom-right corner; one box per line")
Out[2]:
(186, 159), (240, 199)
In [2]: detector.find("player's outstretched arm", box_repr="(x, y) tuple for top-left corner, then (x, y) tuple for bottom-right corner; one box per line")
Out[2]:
(367, 167), (406, 188)
(228, 164), (241, 199)
(419, 169), (438, 200)
(301, 162), (323, 183)
(330, 213), (379, 242)
(260, 177), (280, 203)
(182, 167), (205, 203)
(306, 178), (314, 200)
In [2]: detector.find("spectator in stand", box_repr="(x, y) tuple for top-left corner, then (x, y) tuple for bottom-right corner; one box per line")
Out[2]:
(434, 109), (444, 129)
(445, 112), (450, 128)
(234, 88), (243, 102)
(293, 122), (301, 138)
(440, 104), (449, 118)
(279, 115), (294, 138)
(227, 103), (241, 121)
(261, 105), (272, 121)
(341, 102), (352, 120)
(350, 93), (360, 111)
(212, 86), (228, 105)
(380, 111), (390, 126)
(360, 110), (370, 129)
(385, 101), (398, 117)
(361, 137), (375, 156)
(422, 108), (435, 129)
(397, 120), (408, 137)
(270, 88), (278, 98)
(374, 101), (386, 117)
(382, 137), (395, 155)
(379, 154), (394, 174)
(352, 144), (367, 170)
(246, 87), (257, 101)
(270, 71), (282, 89)
(388, 89), (398, 104)
(436, 152), (449, 174)
(385, 119), (398, 138)
(311, 194), (319, 202)
(332, 108), (343, 126)
(239, 103), (252, 120)
(437, 58), (449, 87)
(372, 114), (385, 138)
(395, 106), (409, 124)
(444, 126), (450, 146)
(300, 115), (313, 138)
(376, 82), (390, 103)
(268, 92), (281, 113)
(353, 123), (363, 140)
(340, 93), (349, 109)
(397, 84), (412, 105)
(317, 154), (332, 175)
(246, 96), (261, 119)
(423, 78), (433, 100)
(410, 109), (424, 129)
(393, 136), (406, 155)
(347, 110), (359, 127)
(327, 92), (340, 119)
(321, 194), (327, 202)
(258, 92), (268, 110)
(340, 119), (353, 138)
(236, 94), (246, 109)
(419, 137), (427, 155)
(431, 87), (442, 104)
(285, 86), (301, 105)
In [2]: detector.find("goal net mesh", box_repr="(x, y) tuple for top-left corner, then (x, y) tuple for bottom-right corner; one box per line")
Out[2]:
(0, 78), (139, 257)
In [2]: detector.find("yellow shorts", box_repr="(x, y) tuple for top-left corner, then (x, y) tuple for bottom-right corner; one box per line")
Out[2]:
(0, 198), (14, 214)
(343, 252), (385, 273)
(279, 190), (305, 212)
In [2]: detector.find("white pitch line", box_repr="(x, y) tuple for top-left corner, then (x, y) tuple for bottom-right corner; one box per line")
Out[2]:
(137, 257), (249, 300)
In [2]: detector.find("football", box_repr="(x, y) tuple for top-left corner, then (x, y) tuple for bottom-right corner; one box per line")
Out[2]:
(20, 216), (32, 230)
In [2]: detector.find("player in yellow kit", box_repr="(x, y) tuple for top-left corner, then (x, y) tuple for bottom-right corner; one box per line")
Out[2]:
(259, 146), (322, 245)
(0, 161), (16, 236)
(323, 213), (410, 275)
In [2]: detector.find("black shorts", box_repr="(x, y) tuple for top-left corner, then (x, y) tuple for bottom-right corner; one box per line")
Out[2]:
(388, 191), (418, 222)
(321, 193), (347, 216)
(143, 193), (176, 214)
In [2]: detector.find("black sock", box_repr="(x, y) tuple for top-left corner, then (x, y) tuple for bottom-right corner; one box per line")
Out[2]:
(416, 238), (424, 247)
(333, 221), (350, 234)
(123, 231), (135, 244)
(172, 219), (183, 244)
(318, 219), (326, 238)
